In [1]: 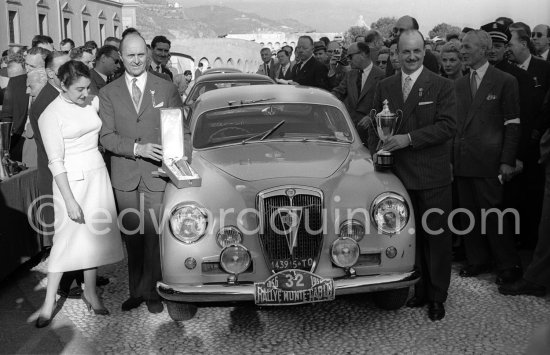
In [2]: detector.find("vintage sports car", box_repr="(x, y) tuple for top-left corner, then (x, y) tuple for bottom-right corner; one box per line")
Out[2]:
(183, 73), (276, 120)
(201, 67), (242, 75)
(157, 85), (419, 321)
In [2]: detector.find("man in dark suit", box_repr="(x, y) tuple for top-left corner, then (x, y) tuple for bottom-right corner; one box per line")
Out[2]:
(500, 88), (550, 296)
(532, 24), (550, 61)
(291, 36), (329, 90)
(367, 30), (457, 321)
(332, 41), (384, 145)
(274, 48), (294, 82)
(89, 45), (120, 95)
(0, 54), (29, 162)
(256, 47), (277, 80)
(507, 27), (550, 246)
(454, 30), (523, 284)
(149, 35), (173, 81)
(99, 33), (185, 314)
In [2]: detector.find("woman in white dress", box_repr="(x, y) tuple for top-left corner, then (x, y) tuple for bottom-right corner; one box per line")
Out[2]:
(36, 60), (123, 327)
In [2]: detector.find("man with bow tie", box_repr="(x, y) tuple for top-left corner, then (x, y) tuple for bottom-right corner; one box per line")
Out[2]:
(366, 29), (456, 321)
(331, 41), (384, 145)
(454, 30), (522, 286)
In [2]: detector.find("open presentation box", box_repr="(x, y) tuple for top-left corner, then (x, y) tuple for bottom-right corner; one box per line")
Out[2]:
(160, 108), (201, 188)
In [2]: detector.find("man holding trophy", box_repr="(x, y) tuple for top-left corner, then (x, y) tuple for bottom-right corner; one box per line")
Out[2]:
(363, 29), (457, 321)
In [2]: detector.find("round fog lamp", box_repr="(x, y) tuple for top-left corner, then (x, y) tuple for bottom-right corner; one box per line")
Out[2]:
(331, 237), (360, 268)
(220, 245), (251, 275)
(339, 220), (365, 241)
(216, 226), (243, 248)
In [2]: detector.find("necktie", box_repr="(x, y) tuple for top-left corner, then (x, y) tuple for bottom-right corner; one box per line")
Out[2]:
(156, 65), (161, 72)
(131, 78), (141, 108)
(265, 64), (269, 75)
(360, 69), (368, 91)
(470, 70), (477, 98)
(403, 75), (412, 102)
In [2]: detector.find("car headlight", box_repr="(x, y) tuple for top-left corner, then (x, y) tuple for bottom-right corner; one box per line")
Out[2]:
(370, 192), (409, 234)
(216, 226), (243, 248)
(220, 244), (251, 275)
(169, 204), (208, 244)
(331, 237), (360, 268)
(339, 220), (365, 241)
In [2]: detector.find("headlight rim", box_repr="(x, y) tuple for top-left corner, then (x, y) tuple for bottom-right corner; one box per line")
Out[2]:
(338, 219), (365, 241)
(216, 225), (244, 248)
(370, 192), (410, 235)
(330, 237), (360, 268)
(219, 244), (252, 275)
(169, 203), (209, 244)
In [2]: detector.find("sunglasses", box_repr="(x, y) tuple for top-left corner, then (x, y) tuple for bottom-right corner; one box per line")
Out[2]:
(376, 60), (387, 65)
(531, 32), (545, 38)
(346, 51), (360, 59)
(392, 27), (406, 34)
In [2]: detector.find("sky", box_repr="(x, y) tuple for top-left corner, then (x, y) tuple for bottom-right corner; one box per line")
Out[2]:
(184, 0), (550, 34)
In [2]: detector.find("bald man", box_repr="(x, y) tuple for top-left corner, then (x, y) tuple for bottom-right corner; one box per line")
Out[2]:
(532, 24), (550, 61)
(99, 33), (185, 314)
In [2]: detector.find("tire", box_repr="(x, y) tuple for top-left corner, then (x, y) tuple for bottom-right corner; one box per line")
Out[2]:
(166, 301), (198, 321)
(372, 287), (410, 310)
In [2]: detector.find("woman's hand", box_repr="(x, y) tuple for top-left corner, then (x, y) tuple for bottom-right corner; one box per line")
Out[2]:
(66, 199), (85, 224)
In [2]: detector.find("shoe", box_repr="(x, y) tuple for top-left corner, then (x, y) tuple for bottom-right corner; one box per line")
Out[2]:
(35, 301), (57, 328)
(428, 302), (445, 321)
(96, 276), (110, 287)
(406, 297), (427, 308)
(459, 264), (491, 277)
(146, 300), (164, 314)
(121, 297), (143, 311)
(498, 278), (546, 297)
(81, 294), (109, 315)
(495, 266), (523, 285)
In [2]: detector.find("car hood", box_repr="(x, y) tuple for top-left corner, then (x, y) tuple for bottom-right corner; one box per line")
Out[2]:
(198, 142), (351, 181)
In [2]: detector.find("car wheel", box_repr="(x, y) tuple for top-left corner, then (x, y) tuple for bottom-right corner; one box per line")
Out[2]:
(166, 301), (198, 321)
(372, 287), (410, 310)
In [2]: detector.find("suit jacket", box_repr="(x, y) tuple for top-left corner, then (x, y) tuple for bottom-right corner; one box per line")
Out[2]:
(526, 56), (550, 134)
(0, 74), (29, 136)
(99, 72), (184, 192)
(539, 88), (550, 163)
(257, 59), (278, 80)
(149, 64), (173, 81)
(367, 68), (457, 190)
(292, 56), (329, 90)
(274, 62), (294, 81)
(28, 82), (60, 195)
(89, 69), (107, 96)
(332, 65), (385, 124)
(453, 65), (521, 178)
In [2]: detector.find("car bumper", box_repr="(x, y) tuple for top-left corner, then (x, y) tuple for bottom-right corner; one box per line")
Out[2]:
(157, 270), (420, 303)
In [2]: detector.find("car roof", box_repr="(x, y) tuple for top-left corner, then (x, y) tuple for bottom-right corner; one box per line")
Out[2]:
(193, 85), (344, 115)
(202, 67), (242, 75)
(194, 72), (275, 83)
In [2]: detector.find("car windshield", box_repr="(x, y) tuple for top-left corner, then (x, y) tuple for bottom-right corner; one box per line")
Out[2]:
(193, 103), (354, 149)
(187, 80), (272, 103)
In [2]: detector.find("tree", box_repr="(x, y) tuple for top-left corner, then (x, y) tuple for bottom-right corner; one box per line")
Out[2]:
(370, 17), (397, 40)
(343, 26), (370, 45)
(429, 23), (461, 40)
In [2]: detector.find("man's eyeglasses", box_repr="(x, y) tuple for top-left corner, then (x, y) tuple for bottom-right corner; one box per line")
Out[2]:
(392, 27), (406, 35)
(346, 51), (360, 60)
(110, 57), (120, 65)
(531, 32), (545, 38)
(376, 60), (387, 65)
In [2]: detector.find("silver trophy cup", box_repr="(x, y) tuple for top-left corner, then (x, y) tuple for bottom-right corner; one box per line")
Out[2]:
(0, 122), (13, 180)
(369, 100), (402, 170)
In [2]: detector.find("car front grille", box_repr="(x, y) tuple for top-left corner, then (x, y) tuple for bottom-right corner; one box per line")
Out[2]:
(258, 187), (324, 272)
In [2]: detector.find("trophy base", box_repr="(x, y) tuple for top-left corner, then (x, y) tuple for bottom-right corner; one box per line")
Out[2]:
(374, 150), (394, 171)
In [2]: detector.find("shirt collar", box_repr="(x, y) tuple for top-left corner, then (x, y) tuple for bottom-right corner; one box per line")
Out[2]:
(94, 68), (108, 82)
(401, 65), (424, 85)
(541, 49), (549, 60)
(362, 62), (373, 74)
(124, 70), (147, 92)
(300, 55), (314, 66)
(151, 59), (162, 70)
(472, 60), (490, 81)
(519, 55), (532, 70)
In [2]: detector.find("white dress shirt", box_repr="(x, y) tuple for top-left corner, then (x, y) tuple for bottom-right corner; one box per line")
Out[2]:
(518, 55), (532, 71)
(471, 60), (490, 89)
(360, 62), (373, 90)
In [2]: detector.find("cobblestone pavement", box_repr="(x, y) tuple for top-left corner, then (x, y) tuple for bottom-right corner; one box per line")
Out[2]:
(28, 256), (550, 355)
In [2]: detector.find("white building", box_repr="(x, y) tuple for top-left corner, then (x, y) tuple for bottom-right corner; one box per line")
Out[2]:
(1, 0), (123, 50)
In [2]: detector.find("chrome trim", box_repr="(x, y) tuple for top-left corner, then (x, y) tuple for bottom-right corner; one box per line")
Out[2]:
(369, 192), (410, 235)
(157, 270), (420, 303)
(169, 203), (209, 244)
(257, 186), (324, 273)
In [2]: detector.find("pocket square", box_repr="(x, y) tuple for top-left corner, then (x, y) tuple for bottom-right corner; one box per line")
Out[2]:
(486, 94), (497, 100)
(154, 102), (164, 108)
(418, 101), (433, 106)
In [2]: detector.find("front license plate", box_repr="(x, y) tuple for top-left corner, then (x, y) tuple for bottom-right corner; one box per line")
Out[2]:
(254, 269), (335, 306)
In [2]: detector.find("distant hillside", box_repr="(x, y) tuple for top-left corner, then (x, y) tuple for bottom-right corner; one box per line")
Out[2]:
(133, 1), (313, 40)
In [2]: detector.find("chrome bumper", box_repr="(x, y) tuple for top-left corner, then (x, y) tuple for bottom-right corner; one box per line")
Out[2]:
(157, 270), (420, 303)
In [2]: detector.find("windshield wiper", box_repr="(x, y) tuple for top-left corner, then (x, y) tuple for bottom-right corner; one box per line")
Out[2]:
(313, 135), (351, 143)
(242, 120), (285, 144)
(228, 97), (275, 107)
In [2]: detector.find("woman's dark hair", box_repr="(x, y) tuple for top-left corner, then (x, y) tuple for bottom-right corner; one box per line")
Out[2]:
(57, 60), (90, 88)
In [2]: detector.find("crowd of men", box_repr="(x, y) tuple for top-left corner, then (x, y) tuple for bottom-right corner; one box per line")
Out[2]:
(0, 13), (549, 322)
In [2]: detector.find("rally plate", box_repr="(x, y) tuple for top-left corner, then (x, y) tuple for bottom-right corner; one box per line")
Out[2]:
(254, 269), (335, 306)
